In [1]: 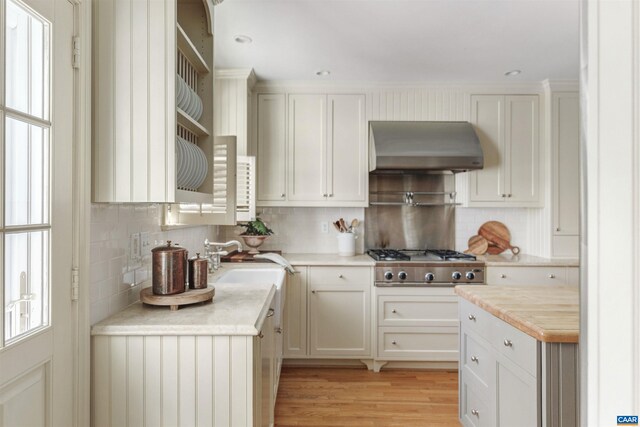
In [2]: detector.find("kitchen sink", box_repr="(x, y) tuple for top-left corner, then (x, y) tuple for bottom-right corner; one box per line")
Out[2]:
(214, 268), (286, 327)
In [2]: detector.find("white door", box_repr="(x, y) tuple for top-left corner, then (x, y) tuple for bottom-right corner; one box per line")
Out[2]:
(469, 95), (505, 202)
(505, 95), (539, 203)
(287, 94), (326, 201)
(0, 0), (75, 425)
(326, 94), (367, 203)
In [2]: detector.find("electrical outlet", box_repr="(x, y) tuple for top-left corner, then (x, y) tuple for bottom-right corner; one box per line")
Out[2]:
(140, 232), (150, 253)
(130, 233), (141, 260)
(320, 222), (329, 234)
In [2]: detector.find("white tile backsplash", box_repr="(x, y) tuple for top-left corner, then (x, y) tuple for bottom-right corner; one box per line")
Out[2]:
(218, 207), (366, 254)
(90, 204), (216, 325)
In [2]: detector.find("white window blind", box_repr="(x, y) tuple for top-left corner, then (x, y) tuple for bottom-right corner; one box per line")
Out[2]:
(236, 156), (256, 222)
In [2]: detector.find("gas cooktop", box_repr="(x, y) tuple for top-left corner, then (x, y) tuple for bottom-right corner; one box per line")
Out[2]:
(367, 248), (477, 262)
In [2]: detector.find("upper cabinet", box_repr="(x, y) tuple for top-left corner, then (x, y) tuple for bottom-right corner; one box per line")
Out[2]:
(550, 91), (580, 257)
(257, 92), (367, 207)
(93, 0), (236, 217)
(93, 0), (176, 203)
(465, 95), (541, 207)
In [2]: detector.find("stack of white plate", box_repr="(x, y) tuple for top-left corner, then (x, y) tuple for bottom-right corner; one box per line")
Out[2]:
(176, 75), (203, 122)
(176, 136), (208, 191)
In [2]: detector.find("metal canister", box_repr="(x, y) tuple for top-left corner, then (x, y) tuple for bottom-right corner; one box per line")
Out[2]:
(188, 253), (209, 289)
(151, 240), (187, 295)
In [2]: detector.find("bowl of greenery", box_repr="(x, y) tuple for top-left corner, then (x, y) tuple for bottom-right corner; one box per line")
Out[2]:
(238, 218), (274, 254)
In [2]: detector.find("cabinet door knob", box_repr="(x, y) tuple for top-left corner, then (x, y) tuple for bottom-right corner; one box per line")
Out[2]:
(311, 290), (316, 294)
(468, 314), (476, 321)
(470, 356), (479, 362)
(281, 193), (286, 198)
(323, 193), (328, 197)
(267, 308), (275, 317)
(275, 328), (283, 334)
(504, 339), (513, 347)
(556, 227), (560, 232)
(258, 331), (264, 339)
(501, 194), (506, 198)
(507, 194), (512, 198)
(549, 274), (556, 279)
(392, 309), (397, 314)
(471, 409), (479, 416)
(329, 194), (334, 197)
(338, 274), (344, 279)
(391, 340), (397, 345)
(500, 274), (506, 279)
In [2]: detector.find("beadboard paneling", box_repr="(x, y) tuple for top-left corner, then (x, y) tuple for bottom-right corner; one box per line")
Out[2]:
(366, 89), (468, 122)
(92, 335), (257, 427)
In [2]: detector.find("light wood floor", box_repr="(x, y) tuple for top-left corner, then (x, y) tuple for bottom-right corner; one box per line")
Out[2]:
(274, 367), (460, 427)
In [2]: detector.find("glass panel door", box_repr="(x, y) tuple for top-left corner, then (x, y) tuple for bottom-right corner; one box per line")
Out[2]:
(1, 0), (51, 345)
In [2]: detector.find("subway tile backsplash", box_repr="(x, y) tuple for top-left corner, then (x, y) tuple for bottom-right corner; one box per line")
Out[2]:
(90, 204), (215, 325)
(455, 207), (533, 253)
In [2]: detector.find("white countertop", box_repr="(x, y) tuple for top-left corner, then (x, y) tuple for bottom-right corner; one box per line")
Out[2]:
(282, 253), (375, 266)
(479, 254), (579, 267)
(91, 263), (282, 336)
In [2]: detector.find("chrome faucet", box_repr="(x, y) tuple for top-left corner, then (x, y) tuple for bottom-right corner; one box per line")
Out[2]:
(203, 239), (243, 272)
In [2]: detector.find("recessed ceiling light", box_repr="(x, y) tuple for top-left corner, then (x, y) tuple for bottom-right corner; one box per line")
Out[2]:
(234, 35), (252, 44)
(316, 70), (331, 76)
(504, 69), (522, 77)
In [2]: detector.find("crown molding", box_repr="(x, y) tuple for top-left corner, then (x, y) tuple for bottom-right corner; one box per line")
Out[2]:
(215, 68), (257, 89)
(541, 79), (580, 92)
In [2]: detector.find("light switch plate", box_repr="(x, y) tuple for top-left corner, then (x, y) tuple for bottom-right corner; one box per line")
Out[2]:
(140, 232), (150, 253)
(130, 233), (141, 260)
(320, 222), (329, 234)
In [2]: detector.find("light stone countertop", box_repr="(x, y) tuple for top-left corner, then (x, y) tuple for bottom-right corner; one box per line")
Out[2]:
(479, 253), (579, 267)
(91, 263), (283, 337)
(455, 285), (579, 343)
(282, 253), (375, 266)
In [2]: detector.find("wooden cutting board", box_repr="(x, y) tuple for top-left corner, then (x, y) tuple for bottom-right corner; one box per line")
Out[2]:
(140, 286), (215, 311)
(478, 221), (520, 254)
(466, 235), (489, 255)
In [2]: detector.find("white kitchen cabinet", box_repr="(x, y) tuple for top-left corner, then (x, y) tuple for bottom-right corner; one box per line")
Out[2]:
(486, 266), (579, 286)
(283, 267), (308, 357)
(551, 92), (580, 257)
(93, 0), (177, 203)
(458, 298), (579, 427)
(260, 306), (276, 427)
(374, 287), (459, 363)
(308, 266), (371, 357)
(467, 95), (541, 207)
(257, 94), (287, 202)
(256, 92), (367, 207)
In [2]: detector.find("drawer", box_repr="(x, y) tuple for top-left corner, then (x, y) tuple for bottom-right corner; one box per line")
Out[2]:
(487, 266), (568, 286)
(460, 379), (493, 427)
(377, 326), (458, 361)
(492, 318), (538, 376)
(566, 267), (579, 286)
(308, 266), (371, 286)
(459, 298), (492, 338)
(461, 331), (493, 390)
(377, 295), (458, 327)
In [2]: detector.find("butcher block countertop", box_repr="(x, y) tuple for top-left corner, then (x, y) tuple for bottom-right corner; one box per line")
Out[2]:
(455, 285), (579, 343)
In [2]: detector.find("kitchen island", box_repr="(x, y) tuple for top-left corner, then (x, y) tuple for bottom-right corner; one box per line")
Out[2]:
(455, 285), (579, 427)
(91, 265), (282, 427)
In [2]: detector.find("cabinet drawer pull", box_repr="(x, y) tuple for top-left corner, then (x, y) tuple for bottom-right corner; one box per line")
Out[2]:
(391, 340), (397, 345)
(392, 309), (397, 314)
(468, 314), (476, 321)
(267, 308), (275, 317)
(549, 274), (556, 279)
(338, 274), (344, 279)
(275, 328), (283, 334)
(470, 356), (479, 363)
(471, 409), (479, 416)
(504, 339), (513, 347)
(258, 331), (264, 339)
(500, 274), (506, 279)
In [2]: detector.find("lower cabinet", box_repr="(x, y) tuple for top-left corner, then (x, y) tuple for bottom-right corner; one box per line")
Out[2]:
(459, 298), (579, 427)
(283, 265), (373, 359)
(486, 266), (579, 286)
(92, 308), (277, 427)
(375, 287), (459, 362)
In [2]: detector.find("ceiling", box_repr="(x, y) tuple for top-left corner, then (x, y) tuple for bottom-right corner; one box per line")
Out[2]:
(214, 0), (580, 83)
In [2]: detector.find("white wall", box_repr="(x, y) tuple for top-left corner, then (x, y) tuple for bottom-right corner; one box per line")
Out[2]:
(89, 204), (216, 325)
(584, 0), (640, 422)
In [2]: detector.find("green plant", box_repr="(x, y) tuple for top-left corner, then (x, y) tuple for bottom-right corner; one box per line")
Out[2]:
(238, 217), (274, 236)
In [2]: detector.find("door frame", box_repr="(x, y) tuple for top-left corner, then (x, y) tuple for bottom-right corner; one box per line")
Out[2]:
(73, 0), (91, 425)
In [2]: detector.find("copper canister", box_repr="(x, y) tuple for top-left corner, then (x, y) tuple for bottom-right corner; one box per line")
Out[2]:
(188, 253), (209, 289)
(152, 240), (187, 295)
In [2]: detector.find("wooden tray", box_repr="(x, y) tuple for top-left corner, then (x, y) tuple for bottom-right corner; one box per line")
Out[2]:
(140, 286), (215, 311)
(221, 250), (282, 263)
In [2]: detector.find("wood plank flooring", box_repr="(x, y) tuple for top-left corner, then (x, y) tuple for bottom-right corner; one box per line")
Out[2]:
(275, 367), (460, 426)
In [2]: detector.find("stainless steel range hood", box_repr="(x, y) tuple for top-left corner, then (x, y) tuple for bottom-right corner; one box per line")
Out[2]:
(369, 121), (484, 172)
